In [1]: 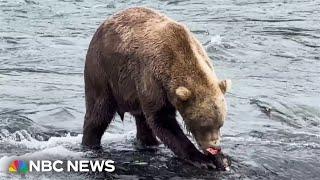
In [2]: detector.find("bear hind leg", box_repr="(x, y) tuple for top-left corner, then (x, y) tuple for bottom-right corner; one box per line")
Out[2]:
(82, 95), (116, 149)
(134, 114), (159, 146)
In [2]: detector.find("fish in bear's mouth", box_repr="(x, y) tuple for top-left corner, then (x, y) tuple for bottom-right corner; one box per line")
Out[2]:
(206, 147), (221, 155)
(205, 147), (231, 171)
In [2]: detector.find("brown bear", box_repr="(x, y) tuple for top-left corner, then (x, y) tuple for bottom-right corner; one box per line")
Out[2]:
(82, 7), (232, 170)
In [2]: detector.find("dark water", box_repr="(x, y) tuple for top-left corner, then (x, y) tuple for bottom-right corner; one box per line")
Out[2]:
(0, 0), (319, 179)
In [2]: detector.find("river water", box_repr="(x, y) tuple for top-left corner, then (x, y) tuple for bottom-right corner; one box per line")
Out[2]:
(0, 0), (319, 179)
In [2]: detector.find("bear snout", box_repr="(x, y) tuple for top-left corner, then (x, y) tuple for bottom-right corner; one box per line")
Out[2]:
(197, 138), (221, 153)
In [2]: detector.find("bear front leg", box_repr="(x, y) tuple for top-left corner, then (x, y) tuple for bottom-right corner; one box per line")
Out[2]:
(145, 105), (216, 169)
(82, 96), (116, 149)
(134, 114), (159, 146)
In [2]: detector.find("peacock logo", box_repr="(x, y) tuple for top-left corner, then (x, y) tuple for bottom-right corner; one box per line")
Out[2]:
(8, 160), (28, 174)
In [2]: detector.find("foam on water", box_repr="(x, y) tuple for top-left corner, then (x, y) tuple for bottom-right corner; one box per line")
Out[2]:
(0, 133), (82, 150)
(210, 35), (222, 45)
(0, 129), (135, 150)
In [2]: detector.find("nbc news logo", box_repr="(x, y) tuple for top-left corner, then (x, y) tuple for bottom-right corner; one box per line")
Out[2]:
(7, 159), (115, 173)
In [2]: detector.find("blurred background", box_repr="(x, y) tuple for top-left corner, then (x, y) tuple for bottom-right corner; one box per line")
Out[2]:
(0, 0), (319, 179)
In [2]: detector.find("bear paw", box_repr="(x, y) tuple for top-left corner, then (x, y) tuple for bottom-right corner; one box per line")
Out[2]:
(185, 152), (231, 171)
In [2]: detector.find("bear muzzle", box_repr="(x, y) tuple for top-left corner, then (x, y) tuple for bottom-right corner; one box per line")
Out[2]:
(198, 138), (221, 153)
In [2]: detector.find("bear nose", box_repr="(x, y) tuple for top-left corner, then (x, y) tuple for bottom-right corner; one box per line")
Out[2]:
(210, 139), (220, 147)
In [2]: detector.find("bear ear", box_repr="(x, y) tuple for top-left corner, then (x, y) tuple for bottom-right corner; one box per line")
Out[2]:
(175, 86), (191, 101)
(219, 79), (232, 94)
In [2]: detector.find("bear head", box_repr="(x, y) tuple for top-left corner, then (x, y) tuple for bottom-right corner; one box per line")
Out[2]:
(174, 78), (232, 152)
